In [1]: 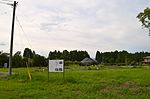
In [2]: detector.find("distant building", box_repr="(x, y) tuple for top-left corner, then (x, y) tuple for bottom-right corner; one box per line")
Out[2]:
(144, 56), (150, 64)
(80, 57), (98, 66)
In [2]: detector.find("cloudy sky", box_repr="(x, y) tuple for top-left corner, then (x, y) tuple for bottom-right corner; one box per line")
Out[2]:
(0, 0), (150, 58)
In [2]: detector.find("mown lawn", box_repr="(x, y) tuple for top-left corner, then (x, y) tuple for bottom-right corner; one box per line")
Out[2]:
(0, 66), (150, 99)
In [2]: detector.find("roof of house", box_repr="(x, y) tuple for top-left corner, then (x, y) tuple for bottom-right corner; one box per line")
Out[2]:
(81, 57), (98, 63)
(144, 56), (150, 59)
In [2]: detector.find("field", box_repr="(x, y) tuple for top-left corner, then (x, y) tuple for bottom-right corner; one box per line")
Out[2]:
(0, 65), (150, 99)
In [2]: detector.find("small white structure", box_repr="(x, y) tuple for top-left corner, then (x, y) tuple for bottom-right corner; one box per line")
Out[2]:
(4, 63), (8, 68)
(144, 56), (150, 64)
(49, 60), (64, 72)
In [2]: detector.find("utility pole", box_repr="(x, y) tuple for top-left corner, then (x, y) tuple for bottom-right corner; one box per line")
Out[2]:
(8, 1), (17, 75)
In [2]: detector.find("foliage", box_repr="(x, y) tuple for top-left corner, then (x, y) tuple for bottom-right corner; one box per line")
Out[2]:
(32, 54), (47, 67)
(23, 48), (47, 67)
(62, 50), (70, 61)
(95, 50), (150, 66)
(137, 7), (150, 35)
(23, 48), (33, 58)
(48, 50), (62, 60)
(12, 51), (23, 68)
(64, 61), (80, 66)
(0, 48), (48, 68)
(0, 48), (150, 68)
(0, 51), (9, 68)
(96, 51), (102, 63)
(48, 50), (89, 61)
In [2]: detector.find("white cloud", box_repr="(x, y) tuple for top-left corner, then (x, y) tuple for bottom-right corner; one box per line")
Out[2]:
(0, 0), (149, 57)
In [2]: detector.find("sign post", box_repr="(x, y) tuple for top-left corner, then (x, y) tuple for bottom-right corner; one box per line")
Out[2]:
(48, 60), (64, 81)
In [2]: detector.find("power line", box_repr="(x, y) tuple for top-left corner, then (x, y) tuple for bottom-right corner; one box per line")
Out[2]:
(0, 0), (13, 15)
(16, 16), (33, 50)
(16, 17), (31, 50)
(16, 16), (34, 69)
(0, 1), (13, 6)
(1, 0), (13, 3)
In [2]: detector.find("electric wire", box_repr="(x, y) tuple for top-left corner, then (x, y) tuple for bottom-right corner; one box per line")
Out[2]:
(1, 0), (13, 3)
(0, 1), (13, 6)
(16, 16), (33, 50)
(16, 16), (34, 63)
(16, 16), (33, 66)
(16, 20), (27, 51)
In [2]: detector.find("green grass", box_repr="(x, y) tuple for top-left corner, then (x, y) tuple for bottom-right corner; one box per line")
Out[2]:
(0, 66), (150, 99)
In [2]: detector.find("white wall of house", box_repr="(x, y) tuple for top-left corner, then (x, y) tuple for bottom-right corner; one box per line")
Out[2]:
(144, 59), (150, 63)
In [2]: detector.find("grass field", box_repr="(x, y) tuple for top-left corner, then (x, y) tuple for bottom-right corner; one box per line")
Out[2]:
(0, 66), (150, 99)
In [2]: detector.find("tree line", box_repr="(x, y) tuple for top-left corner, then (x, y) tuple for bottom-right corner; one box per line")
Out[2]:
(0, 48), (150, 68)
(0, 48), (90, 68)
(0, 48), (48, 68)
(96, 50), (150, 66)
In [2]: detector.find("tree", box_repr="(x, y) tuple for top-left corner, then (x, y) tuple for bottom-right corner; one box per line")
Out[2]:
(33, 54), (47, 67)
(137, 7), (150, 35)
(70, 50), (78, 61)
(69, 50), (90, 61)
(23, 48), (33, 58)
(12, 51), (23, 68)
(0, 52), (9, 67)
(77, 51), (90, 61)
(48, 50), (62, 60)
(95, 51), (101, 63)
(62, 50), (70, 61)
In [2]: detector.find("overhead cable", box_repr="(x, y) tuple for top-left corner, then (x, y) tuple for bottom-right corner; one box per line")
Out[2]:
(16, 16), (33, 49)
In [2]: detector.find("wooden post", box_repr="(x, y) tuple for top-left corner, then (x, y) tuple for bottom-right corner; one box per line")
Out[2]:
(48, 64), (49, 82)
(9, 1), (17, 75)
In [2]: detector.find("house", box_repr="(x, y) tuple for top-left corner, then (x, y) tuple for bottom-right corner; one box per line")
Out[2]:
(80, 57), (98, 66)
(144, 56), (150, 64)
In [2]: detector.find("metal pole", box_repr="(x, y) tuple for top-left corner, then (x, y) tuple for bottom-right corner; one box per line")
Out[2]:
(9, 1), (17, 75)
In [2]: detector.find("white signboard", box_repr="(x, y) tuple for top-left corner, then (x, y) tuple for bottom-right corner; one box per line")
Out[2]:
(49, 60), (64, 72)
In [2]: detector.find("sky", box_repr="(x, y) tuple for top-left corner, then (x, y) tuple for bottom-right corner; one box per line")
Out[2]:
(0, 0), (150, 58)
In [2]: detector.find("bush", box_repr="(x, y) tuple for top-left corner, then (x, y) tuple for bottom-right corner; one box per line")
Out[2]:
(64, 61), (80, 66)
